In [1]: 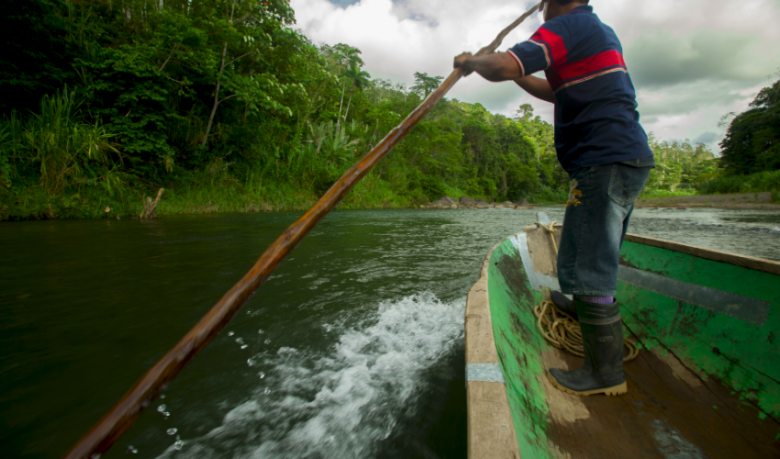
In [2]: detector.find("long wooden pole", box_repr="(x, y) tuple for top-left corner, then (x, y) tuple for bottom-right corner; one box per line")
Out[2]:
(62, 4), (539, 458)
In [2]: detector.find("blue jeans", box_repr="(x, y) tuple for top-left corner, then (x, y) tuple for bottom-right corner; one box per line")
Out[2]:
(557, 162), (652, 297)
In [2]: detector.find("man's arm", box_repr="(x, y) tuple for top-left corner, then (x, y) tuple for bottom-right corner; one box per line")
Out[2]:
(453, 52), (522, 82)
(514, 75), (555, 103)
(454, 52), (555, 103)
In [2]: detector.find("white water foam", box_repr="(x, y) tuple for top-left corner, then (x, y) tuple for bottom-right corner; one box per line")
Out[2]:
(157, 292), (465, 459)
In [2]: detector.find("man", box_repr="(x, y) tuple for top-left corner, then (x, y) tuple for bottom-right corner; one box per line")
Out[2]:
(454, 0), (654, 397)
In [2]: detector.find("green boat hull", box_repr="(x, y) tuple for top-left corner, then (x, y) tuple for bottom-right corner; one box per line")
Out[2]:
(465, 217), (780, 458)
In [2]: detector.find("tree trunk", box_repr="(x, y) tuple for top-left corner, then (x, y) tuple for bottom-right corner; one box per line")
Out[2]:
(202, 42), (228, 147)
(140, 188), (165, 219)
(335, 80), (347, 133)
(343, 86), (355, 126)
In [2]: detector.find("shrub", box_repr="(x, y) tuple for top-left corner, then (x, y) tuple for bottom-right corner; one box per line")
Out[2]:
(698, 170), (780, 195)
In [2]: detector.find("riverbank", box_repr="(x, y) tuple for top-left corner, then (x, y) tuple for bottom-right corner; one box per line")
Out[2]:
(5, 186), (779, 222)
(0, 175), (413, 221)
(636, 192), (780, 210)
(1, 173), (570, 221)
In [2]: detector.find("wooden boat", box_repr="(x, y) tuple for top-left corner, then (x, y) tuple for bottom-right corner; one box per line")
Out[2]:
(465, 212), (780, 459)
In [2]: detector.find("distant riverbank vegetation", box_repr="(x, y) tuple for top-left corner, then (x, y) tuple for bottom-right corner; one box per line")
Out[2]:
(1, 0), (778, 220)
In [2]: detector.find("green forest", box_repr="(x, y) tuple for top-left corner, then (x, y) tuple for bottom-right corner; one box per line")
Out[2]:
(0, 0), (778, 220)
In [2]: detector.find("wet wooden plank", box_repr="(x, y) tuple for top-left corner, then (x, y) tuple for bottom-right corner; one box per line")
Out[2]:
(467, 381), (521, 459)
(543, 329), (780, 459)
(523, 224), (563, 278)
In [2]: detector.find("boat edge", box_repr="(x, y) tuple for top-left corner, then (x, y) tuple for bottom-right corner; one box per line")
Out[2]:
(465, 239), (521, 459)
(625, 233), (780, 275)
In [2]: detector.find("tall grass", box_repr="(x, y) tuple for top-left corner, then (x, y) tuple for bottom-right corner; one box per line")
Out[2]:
(639, 189), (698, 199)
(155, 164), (410, 216)
(0, 87), (135, 220)
(26, 88), (119, 195)
(529, 186), (568, 204)
(0, 120), (15, 188)
(1, 87), (120, 196)
(698, 170), (780, 195)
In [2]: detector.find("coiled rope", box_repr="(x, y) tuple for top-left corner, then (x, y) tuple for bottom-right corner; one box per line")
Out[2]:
(532, 222), (639, 361)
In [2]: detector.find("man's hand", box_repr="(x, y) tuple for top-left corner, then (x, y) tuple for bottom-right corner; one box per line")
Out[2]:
(453, 52), (521, 82)
(454, 52), (475, 76)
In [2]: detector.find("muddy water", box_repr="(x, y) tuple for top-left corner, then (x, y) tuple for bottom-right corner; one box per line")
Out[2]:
(1, 207), (778, 459)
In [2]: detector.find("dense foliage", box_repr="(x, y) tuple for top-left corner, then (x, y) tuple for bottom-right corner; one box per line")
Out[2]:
(719, 78), (780, 176)
(645, 134), (719, 194)
(698, 170), (780, 196)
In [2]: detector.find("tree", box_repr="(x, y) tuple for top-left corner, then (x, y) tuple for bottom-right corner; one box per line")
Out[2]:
(720, 77), (780, 175)
(516, 103), (534, 120)
(200, 0), (298, 147)
(324, 44), (363, 132)
(411, 72), (444, 98)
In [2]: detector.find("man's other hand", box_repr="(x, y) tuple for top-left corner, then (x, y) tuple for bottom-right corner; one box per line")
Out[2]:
(453, 52), (475, 76)
(453, 52), (521, 82)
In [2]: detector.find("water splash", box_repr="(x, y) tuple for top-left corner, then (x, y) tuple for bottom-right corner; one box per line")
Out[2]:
(167, 428), (178, 436)
(155, 292), (464, 459)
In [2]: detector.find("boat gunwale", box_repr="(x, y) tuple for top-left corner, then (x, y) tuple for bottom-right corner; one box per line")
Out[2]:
(624, 233), (780, 275)
(464, 239), (521, 459)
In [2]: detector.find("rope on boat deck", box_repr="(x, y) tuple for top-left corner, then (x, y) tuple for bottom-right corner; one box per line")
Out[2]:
(532, 222), (640, 362)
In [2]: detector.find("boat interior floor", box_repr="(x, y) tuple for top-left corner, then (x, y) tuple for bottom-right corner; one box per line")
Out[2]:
(543, 329), (780, 459)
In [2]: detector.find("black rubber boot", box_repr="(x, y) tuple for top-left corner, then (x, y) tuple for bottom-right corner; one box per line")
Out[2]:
(547, 298), (627, 396)
(550, 291), (577, 320)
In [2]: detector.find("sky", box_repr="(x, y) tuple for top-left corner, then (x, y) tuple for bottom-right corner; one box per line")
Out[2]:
(289, 0), (780, 153)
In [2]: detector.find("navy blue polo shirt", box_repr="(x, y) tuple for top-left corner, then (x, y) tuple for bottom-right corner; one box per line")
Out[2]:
(507, 5), (653, 172)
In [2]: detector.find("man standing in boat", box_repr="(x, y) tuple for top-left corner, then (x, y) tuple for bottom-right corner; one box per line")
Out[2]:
(454, 0), (654, 397)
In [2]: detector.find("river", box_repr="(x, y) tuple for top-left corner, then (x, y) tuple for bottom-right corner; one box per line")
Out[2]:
(2, 207), (779, 459)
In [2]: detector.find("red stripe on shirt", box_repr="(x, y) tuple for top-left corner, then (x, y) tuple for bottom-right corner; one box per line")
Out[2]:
(546, 50), (626, 89)
(557, 50), (625, 81)
(532, 27), (567, 66)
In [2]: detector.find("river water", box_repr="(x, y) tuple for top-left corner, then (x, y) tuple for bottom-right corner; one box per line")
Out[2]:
(2, 207), (779, 459)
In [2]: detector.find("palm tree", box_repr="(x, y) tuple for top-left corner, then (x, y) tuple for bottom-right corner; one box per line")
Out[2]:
(340, 62), (371, 130)
(326, 44), (363, 131)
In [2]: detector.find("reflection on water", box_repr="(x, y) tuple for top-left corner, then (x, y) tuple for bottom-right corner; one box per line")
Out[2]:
(1, 207), (778, 459)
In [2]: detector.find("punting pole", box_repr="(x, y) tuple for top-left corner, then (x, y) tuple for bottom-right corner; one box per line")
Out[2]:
(62, 4), (540, 458)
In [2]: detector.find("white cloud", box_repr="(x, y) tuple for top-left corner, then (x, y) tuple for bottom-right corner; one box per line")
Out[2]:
(291, 0), (780, 152)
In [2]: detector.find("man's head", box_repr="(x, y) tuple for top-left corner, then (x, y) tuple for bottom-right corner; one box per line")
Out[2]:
(540, 0), (589, 21)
